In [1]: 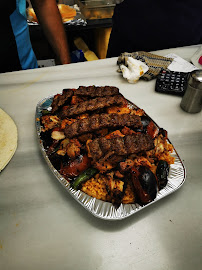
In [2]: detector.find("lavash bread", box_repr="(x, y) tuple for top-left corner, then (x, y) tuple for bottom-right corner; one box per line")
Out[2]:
(0, 109), (18, 172)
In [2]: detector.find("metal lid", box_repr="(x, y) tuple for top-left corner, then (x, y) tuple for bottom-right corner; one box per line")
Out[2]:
(188, 69), (202, 90)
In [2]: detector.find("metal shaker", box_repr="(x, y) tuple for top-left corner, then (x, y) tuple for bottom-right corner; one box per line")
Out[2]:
(180, 70), (202, 113)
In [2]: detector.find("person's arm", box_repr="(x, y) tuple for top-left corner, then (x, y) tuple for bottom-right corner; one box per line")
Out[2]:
(30, 0), (71, 64)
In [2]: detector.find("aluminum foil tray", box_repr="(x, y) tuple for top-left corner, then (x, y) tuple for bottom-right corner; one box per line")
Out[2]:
(27, 5), (87, 27)
(76, 0), (115, 20)
(35, 94), (186, 220)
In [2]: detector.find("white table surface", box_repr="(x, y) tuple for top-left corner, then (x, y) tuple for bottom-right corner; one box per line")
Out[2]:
(0, 45), (202, 270)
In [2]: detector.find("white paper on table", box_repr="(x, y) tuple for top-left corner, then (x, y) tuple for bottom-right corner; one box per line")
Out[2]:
(166, 53), (198, 72)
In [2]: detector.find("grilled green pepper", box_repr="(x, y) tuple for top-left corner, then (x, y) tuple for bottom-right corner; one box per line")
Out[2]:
(71, 167), (98, 190)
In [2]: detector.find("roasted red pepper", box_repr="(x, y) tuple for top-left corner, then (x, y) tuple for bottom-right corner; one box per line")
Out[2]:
(131, 166), (158, 205)
(60, 155), (91, 179)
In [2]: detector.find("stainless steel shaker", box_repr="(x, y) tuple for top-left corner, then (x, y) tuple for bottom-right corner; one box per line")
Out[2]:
(180, 70), (202, 113)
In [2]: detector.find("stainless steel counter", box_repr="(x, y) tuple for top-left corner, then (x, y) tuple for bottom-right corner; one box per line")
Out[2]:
(0, 45), (201, 270)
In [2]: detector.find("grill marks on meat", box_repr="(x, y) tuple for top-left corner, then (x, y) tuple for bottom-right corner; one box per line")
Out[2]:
(60, 95), (126, 119)
(88, 134), (154, 163)
(51, 89), (74, 113)
(75, 86), (119, 97)
(51, 86), (119, 114)
(64, 113), (142, 138)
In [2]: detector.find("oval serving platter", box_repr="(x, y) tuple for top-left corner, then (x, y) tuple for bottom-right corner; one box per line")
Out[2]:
(35, 94), (186, 220)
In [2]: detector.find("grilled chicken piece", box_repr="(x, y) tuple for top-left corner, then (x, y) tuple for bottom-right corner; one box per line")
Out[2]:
(115, 171), (124, 179)
(94, 154), (124, 173)
(105, 172), (125, 205)
(119, 159), (134, 172)
(66, 139), (81, 159)
(41, 115), (60, 131)
(51, 128), (65, 140)
(131, 108), (145, 116)
(122, 180), (136, 204)
(106, 104), (131, 114)
(121, 126), (137, 136)
(133, 157), (152, 168)
(56, 138), (70, 156)
(56, 138), (81, 159)
(95, 161), (114, 173)
(105, 130), (125, 139)
(95, 154), (124, 172)
(60, 118), (76, 130)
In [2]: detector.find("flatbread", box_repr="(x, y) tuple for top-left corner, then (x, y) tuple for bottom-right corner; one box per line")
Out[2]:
(0, 108), (18, 172)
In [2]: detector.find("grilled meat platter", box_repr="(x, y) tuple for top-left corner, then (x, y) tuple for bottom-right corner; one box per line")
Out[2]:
(38, 86), (176, 207)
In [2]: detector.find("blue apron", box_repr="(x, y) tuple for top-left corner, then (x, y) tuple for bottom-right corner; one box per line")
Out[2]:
(9, 0), (38, 70)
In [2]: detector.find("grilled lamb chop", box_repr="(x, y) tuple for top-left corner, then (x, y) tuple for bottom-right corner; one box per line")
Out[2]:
(64, 113), (142, 138)
(75, 86), (119, 97)
(87, 134), (154, 163)
(60, 95), (126, 118)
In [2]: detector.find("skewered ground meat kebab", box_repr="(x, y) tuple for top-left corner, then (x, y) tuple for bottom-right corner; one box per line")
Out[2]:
(51, 89), (74, 113)
(60, 95), (126, 119)
(75, 86), (119, 97)
(51, 86), (120, 113)
(64, 113), (142, 138)
(87, 134), (154, 163)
